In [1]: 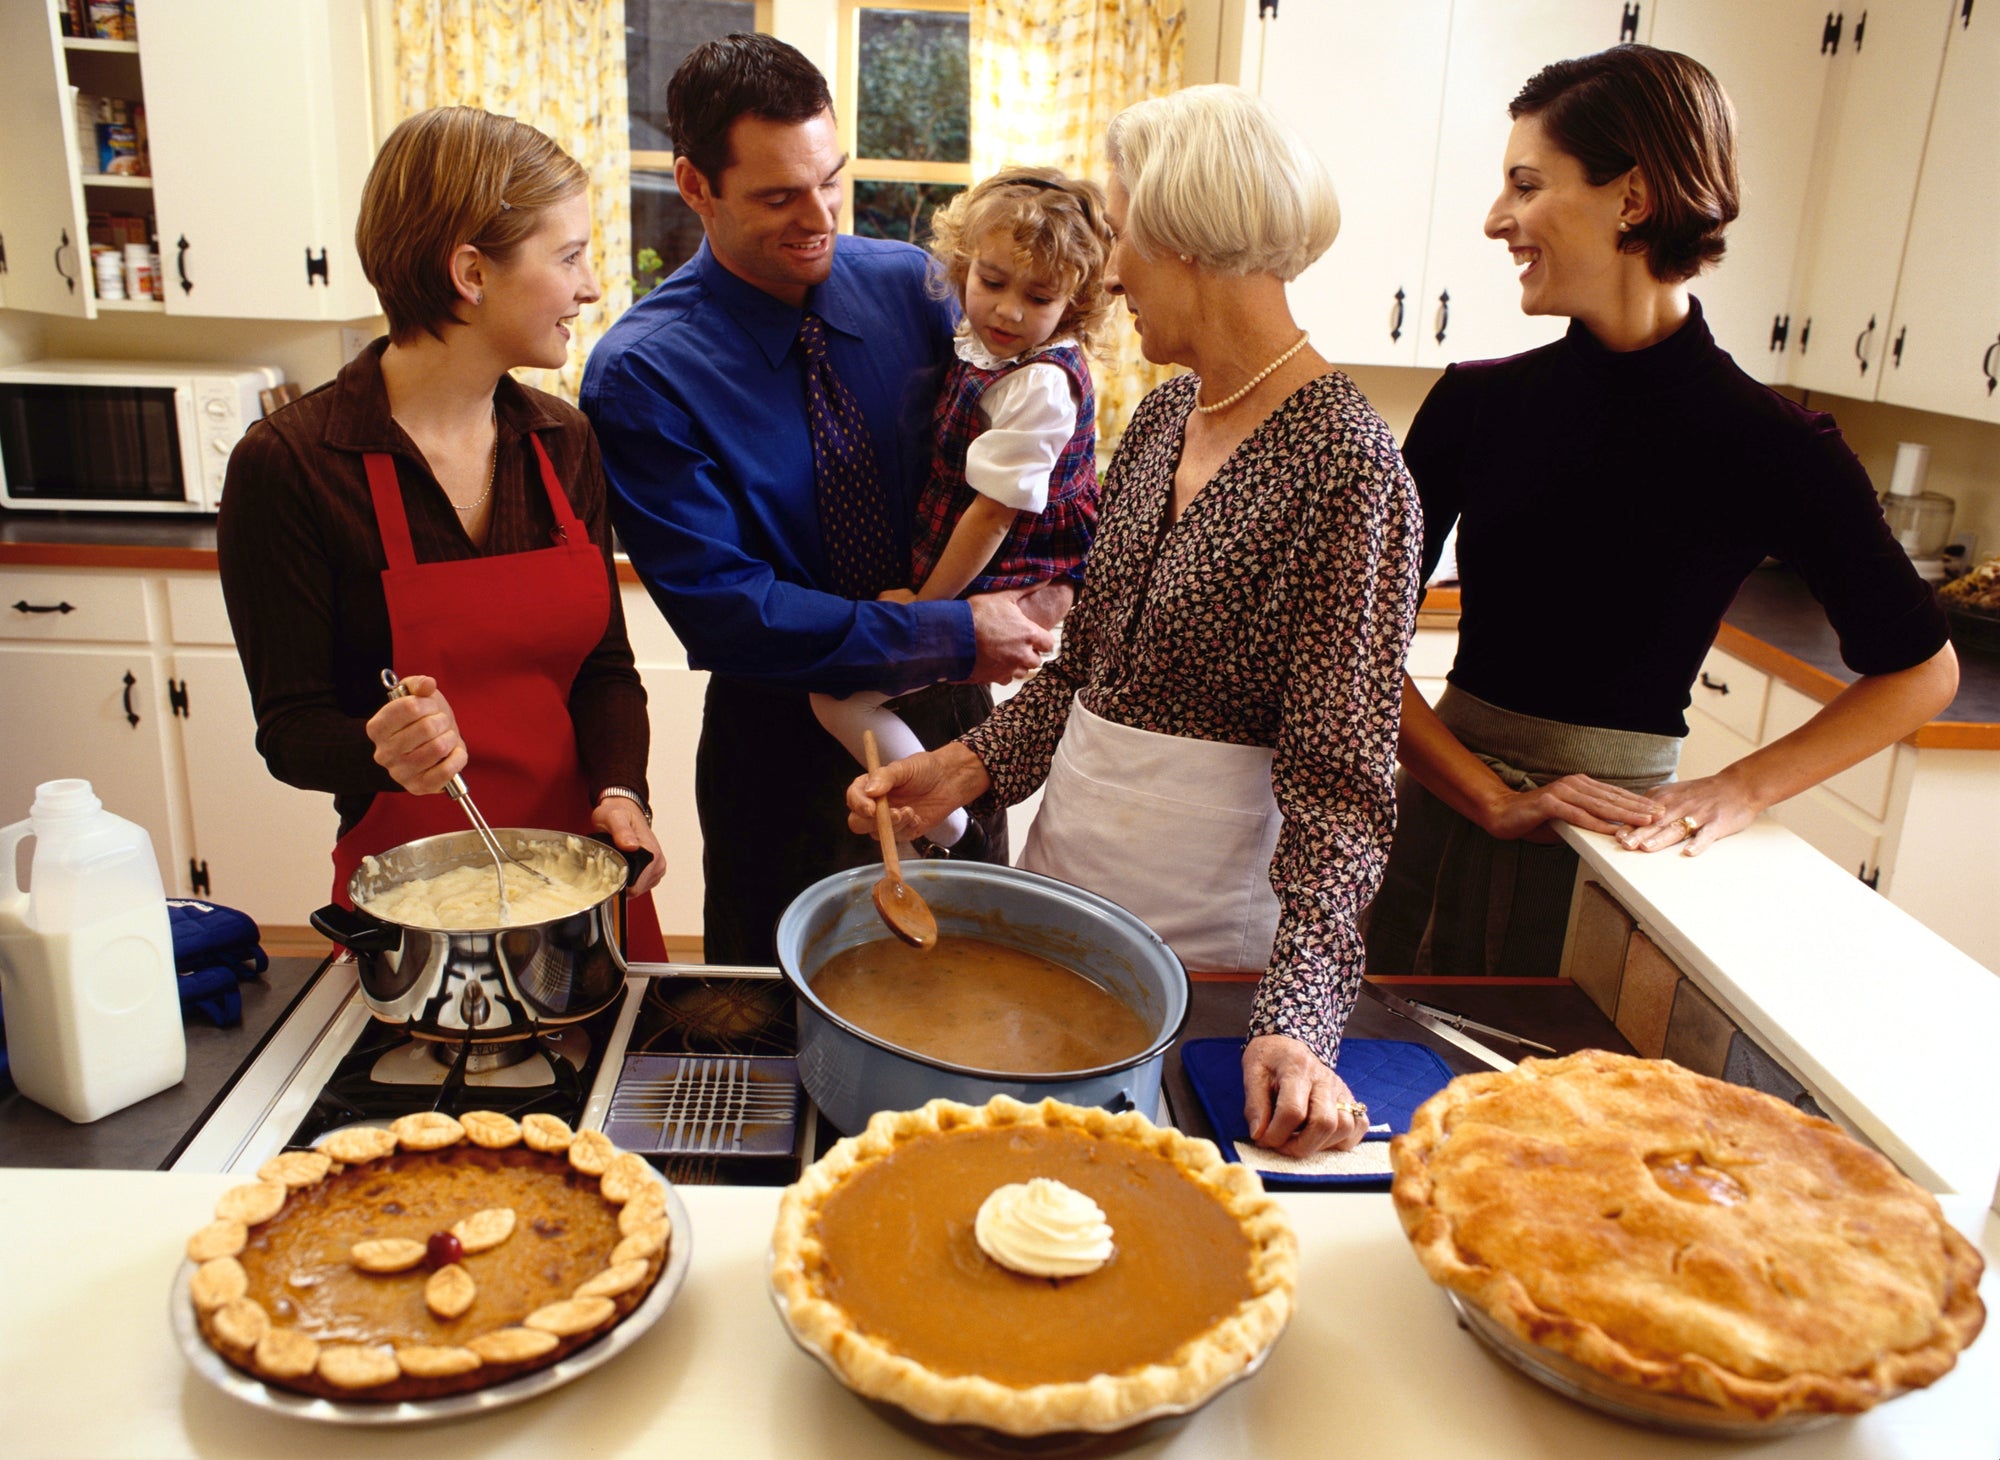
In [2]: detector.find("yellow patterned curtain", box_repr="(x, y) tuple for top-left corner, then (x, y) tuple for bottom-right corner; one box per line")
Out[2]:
(969, 0), (1185, 448)
(392, 0), (632, 401)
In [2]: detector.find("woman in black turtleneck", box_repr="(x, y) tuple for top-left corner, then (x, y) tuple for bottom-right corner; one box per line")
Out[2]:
(1365, 44), (1959, 980)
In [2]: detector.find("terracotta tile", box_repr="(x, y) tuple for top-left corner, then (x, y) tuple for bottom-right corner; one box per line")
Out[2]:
(1663, 979), (1736, 1078)
(1565, 881), (1633, 1020)
(1614, 931), (1680, 1059)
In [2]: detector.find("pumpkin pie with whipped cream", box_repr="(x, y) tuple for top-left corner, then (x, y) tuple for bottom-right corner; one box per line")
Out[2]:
(768, 1096), (1297, 1435)
(1391, 1051), (1985, 1423)
(182, 1111), (671, 1402)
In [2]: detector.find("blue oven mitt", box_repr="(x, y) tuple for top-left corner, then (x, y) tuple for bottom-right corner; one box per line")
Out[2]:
(168, 899), (267, 1027)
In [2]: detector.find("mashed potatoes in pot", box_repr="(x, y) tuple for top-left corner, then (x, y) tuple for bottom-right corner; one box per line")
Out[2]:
(358, 837), (623, 929)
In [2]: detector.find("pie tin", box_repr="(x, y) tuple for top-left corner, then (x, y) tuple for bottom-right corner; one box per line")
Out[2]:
(1446, 1292), (1845, 1439)
(169, 1175), (691, 1426)
(767, 1257), (1277, 1448)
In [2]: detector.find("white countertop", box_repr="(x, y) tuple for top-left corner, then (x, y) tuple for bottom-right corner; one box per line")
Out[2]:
(3, 1171), (1994, 1459)
(1562, 822), (2000, 1204)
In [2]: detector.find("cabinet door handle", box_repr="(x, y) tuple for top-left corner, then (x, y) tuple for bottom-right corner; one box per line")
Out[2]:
(121, 670), (140, 729)
(1389, 287), (1405, 343)
(11, 599), (76, 615)
(1983, 337), (1999, 396)
(54, 227), (75, 296)
(1854, 314), (1875, 374)
(1699, 671), (1729, 694)
(176, 235), (193, 295)
(1433, 289), (1450, 346)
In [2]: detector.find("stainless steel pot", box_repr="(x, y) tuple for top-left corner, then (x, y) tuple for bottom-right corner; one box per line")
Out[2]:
(775, 861), (1189, 1134)
(309, 828), (650, 1042)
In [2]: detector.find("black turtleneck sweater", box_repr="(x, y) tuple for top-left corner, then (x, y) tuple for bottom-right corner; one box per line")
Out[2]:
(1402, 299), (1948, 739)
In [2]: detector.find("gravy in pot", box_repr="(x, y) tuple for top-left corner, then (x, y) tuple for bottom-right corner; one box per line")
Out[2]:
(809, 934), (1153, 1074)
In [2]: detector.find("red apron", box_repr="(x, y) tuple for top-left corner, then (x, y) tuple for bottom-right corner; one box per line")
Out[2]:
(330, 433), (666, 960)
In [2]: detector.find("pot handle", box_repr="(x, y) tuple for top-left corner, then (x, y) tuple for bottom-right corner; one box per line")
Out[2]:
(310, 902), (401, 954)
(1104, 1091), (1135, 1115)
(589, 832), (654, 893)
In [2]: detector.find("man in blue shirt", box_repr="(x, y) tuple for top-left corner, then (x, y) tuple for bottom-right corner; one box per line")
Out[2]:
(583, 34), (1056, 962)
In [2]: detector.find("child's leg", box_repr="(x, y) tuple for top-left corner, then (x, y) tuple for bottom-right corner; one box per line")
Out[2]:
(808, 690), (970, 846)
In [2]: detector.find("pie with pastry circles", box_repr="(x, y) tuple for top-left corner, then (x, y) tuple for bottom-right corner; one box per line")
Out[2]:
(183, 1111), (672, 1402)
(769, 1096), (1297, 1435)
(1390, 1051), (1985, 1421)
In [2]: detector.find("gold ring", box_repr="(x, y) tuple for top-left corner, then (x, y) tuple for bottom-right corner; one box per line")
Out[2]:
(1679, 814), (1700, 837)
(1335, 1100), (1369, 1122)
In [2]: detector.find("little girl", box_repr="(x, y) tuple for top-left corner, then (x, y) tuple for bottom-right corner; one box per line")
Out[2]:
(812, 166), (1115, 852)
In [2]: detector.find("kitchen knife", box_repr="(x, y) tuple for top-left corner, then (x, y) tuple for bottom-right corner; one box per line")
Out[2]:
(1359, 981), (1517, 1072)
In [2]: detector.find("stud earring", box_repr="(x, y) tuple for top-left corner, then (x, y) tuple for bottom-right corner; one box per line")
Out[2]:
(1617, 221), (1630, 233)
(473, 292), (484, 304)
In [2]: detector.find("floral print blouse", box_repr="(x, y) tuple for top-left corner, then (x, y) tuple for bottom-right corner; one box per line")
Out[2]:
(963, 370), (1422, 1065)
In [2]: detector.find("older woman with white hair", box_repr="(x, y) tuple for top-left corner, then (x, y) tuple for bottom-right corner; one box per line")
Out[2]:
(849, 85), (1422, 1157)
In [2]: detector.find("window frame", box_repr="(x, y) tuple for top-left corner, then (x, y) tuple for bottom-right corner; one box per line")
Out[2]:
(835, 0), (973, 234)
(627, 0), (774, 177)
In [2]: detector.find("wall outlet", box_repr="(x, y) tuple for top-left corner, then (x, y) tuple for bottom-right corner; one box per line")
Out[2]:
(339, 327), (373, 364)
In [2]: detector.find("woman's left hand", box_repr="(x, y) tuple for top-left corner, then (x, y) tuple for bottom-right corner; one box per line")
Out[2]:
(1242, 1034), (1368, 1156)
(1615, 772), (1760, 857)
(592, 796), (666, 895)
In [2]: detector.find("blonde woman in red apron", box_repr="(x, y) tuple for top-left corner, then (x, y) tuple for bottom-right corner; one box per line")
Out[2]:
(218, 109), (664, 958)
(849, 88), (1421, 1159)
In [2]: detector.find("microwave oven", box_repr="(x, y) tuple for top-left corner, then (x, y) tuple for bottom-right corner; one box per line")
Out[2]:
(0, 358), (285, 513)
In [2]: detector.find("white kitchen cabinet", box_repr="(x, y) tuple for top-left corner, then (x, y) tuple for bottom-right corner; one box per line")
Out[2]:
(1878, 0), (2000, 422)
(620, 584), (707, 946)
(1239, 1), (1453, 368)
(1647, 0), (1832, 379)
(1783, 0), (1955, 397)
(0, 6), (100, 319)
(138, 0), (380, 321)
(0, 0), (378, 323)
(1411, 0), (1639, 369)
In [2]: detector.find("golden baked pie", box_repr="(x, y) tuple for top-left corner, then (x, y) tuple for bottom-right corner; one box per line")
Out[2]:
(769, 1096), (1297, 1435)
(183, 1111), (671, 1402)
(1390, 1051), (1985, 1421)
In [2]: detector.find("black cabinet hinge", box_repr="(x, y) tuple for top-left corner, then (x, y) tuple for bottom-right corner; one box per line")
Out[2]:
(1620, 3), (1641, 42)
(189, 859), (211, 896)
(305, 248), (329, 286)
(1769, 314), (1791, 351)
(1821, 11), (1845, 52)
(168, 678), (190, 717)
(1854, 9), (1868, 47)
(1799, 316), (1813, 353)
(1259, 1), (1277, 20)
(0, 232), (9, 275)
(1961, 0), (1973, 30)
(1859, 863), (1880, 890)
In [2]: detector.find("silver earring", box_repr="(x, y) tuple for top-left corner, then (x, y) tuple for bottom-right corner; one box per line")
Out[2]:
(472, 292), (484, 304)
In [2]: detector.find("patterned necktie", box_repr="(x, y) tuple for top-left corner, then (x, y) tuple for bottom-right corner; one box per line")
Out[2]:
(798, 310), (902, 598)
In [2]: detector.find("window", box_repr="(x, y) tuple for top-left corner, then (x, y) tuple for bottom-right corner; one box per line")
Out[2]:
(626, 0), (759, 290)
(839, 1), (970, 243)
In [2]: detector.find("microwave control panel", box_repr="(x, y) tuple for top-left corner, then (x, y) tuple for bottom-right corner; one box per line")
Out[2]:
(192, 380), (249, 507)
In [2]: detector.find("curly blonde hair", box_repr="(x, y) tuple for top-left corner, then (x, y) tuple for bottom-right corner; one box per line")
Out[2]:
(928, 167), (1116, 354)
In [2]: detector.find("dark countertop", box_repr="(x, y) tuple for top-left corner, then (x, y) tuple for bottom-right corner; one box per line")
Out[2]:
(0, 954), (327, 1171)
(1721, 564), (2000, 725)
(1161, 975), (1630, 1148)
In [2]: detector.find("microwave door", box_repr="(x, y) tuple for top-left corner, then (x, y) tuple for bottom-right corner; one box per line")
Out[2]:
(0, 381), (203, 511)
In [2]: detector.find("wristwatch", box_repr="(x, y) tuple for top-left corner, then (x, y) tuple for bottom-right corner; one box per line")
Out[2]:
(596, 786), (652, 825)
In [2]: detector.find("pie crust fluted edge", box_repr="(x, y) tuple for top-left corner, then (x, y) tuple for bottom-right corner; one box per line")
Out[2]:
(769, 1095), (1299, 1435)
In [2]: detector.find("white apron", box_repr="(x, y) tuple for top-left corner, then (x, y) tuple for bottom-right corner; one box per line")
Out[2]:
(1020, 696), (1282, 972)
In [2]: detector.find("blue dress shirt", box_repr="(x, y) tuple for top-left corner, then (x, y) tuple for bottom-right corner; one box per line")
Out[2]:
(582, 236), (972, 694)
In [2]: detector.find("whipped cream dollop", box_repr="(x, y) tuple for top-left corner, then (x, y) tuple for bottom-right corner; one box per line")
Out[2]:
(973, 1178), (1114, 1278)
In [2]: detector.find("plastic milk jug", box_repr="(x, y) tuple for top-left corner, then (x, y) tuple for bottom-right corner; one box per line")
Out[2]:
(0, 779), (184, 1122)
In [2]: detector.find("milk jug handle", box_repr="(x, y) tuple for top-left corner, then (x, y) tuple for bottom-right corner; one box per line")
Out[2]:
(0, 818), (30, 917)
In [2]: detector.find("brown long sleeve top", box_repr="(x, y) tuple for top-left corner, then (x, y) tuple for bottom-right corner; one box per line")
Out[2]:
(216, 340), (648, 837)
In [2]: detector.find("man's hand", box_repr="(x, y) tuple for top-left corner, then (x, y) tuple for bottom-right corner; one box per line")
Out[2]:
(967, 587), (1055, 684)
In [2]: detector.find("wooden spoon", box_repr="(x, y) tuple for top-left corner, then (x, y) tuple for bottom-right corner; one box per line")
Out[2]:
(862, 730), (937, 951)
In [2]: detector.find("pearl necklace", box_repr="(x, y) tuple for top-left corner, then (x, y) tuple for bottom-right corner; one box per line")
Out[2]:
(450, 405), (499, 513)
(1193, 331), (1310, 415)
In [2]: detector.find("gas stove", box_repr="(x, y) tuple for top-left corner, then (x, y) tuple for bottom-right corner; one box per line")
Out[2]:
(174, 956), (816, 1186)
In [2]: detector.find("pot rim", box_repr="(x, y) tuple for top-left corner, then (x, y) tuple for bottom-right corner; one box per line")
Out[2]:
(777, 862), (1191, 1082)
(343, 826), (631, 935)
